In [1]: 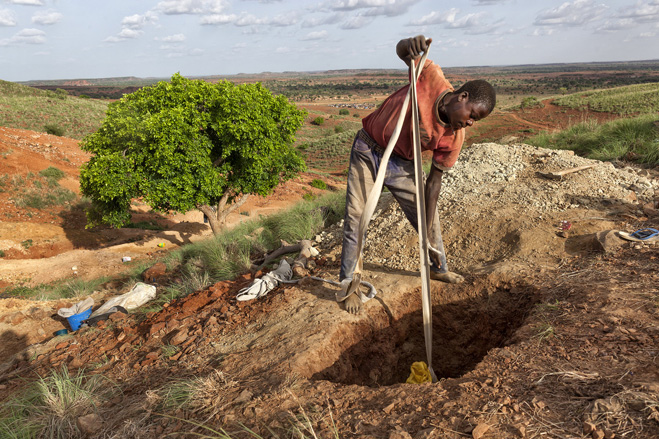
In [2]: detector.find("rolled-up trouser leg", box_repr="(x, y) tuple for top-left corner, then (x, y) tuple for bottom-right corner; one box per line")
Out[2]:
(340, 135), (377, 281)
(383, 156), (448, 273)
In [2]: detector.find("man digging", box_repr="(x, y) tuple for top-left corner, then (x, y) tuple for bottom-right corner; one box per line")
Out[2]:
(339, 35), (496, 314)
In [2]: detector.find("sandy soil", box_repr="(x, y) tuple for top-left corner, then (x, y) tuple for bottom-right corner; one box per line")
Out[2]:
(0, 102), (658, 439)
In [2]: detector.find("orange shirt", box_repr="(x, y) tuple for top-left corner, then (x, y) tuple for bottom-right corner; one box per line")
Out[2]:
(362, 59), (465, 170)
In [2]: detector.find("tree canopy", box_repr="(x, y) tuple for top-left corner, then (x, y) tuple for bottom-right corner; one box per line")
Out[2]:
(80, 73), (306, 234)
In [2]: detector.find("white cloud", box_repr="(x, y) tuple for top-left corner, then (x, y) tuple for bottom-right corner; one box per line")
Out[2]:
(275, 46), (291, 53)
(156, 0), (228, 15)
(596, 18), (635, 32)
(7, 0), (44, 5)
(617, 0), (659, 23)
(200, 13), (236, 24)
(535, 0), (608, 27)
(104, 27), (143, 43)
(162, 33), (186, 42)
(341, 14), (374, 29)
(122, 12), (158, 30)
(301, 13), (343, 28)
(472, 0), (509, 4)
(32, 10), (63, 25)
(328, 0), (420, 17)
(0, 8), (17, 26)
(0, 27), (46, 46)
(409, 9), (459, 26)
(234, 13), (267, 26)
(302, 30), (328, 40)
(269, 13), (298, 26)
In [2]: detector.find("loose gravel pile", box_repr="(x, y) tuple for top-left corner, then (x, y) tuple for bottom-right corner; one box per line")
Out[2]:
(316, 142), (658, 275)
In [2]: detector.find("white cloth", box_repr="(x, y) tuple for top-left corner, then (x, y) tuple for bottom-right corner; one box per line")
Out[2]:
(57, 297), (94, 318)
(90, 282), (156, 318)
(236, 260), (292, 301)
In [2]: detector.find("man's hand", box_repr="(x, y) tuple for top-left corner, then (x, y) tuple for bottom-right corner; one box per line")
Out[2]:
(396, 35), (432, 66)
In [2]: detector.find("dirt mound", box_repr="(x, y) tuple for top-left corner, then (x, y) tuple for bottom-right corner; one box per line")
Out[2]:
(1, 132), (658, 438)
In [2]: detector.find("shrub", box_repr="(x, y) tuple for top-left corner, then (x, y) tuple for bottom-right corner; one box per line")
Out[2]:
(334, 125), (345, 134)
(310, 178), (327, 190)
(44, 124), (65, 136)
(39, 166), (66, 181)
(339, 109), (350, 115)
(353, 113), (360, 118)
(311, 116), (325, 126)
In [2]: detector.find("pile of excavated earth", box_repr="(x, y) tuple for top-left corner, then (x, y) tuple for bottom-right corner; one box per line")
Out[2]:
(1, 140), (658, 439)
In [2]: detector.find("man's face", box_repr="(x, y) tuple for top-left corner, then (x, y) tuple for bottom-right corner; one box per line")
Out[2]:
(446, 92), (490, 131)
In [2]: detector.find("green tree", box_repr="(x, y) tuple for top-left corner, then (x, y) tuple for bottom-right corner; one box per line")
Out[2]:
(80, 73), (306, 235)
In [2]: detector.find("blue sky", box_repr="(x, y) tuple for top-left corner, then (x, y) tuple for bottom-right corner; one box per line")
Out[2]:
(1, 0), (658, 82)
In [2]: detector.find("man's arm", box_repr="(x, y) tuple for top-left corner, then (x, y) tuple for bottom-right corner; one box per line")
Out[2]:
(396, 35), (432, 67)
(425, 164), (443, 264)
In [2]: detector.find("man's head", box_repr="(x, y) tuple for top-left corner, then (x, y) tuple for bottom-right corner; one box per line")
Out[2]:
(443, 80), (496, 131)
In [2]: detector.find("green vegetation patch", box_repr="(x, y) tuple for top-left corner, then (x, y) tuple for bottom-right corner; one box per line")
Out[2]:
(554, 82), (659, 115)
(527, 113), (659, 165)
(0, 79), (108, 139)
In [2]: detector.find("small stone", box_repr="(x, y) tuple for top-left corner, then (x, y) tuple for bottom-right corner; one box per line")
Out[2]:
(170, 330), (188, 345)
(383, 402), (395, 414)
(604, 430), (615, 439)
(389, 429), (412, 439)
(592, 430), (605, 439)
(512, 424), (526, 438)
(142, 262), (167, 282)
(76, 413), (103, 436)
(583, 422), (596, 434)
(234, 389), (253, 404)
(472, 423), (490, 439)
(109, 311), (127, 322)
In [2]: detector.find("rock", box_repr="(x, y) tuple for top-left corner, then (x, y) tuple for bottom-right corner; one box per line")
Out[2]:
(383, 402), (395, 414)
(142, 262), (167, 282)
(595, 230), (625, 253)
(170, 329), (188, 345)
(149, 322), (166, 335)
(472, 423), (490, 439)
(109, 311), (127, 322)
(76, 413), (103, 436)
(583, 422), (596, 434)
(604, 430), (615, 439)
(389, 429), (412, 439)
(512, 423), (526, 438)
(234, 389), (253, 404)
(592, 430), (605, 439)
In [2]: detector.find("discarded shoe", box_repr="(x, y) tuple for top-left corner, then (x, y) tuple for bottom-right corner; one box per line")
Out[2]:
(617, 228), (659, 242)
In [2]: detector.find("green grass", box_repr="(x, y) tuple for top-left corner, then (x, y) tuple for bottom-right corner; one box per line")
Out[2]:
(0, 80), (107, 139)
(0, 367), (114, 439)
(554, 82), (659, 115)
(3, 276), (109, 300)
(526, 113), (659, 165)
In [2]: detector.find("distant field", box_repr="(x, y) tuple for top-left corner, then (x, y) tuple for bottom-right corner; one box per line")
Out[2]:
(0, 80), (107, 140)
(552, 82), (659, 115)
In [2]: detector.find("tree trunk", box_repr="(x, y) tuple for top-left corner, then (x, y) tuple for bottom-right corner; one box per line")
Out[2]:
(199, 193), (250, 236)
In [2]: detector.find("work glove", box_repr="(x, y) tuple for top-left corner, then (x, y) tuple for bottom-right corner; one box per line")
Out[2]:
(397, 35), (432, 64)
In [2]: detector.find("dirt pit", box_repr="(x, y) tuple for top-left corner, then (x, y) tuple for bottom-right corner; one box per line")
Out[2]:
(314, 283), (539, 387)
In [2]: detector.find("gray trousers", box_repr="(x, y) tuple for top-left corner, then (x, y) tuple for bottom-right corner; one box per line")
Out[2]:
(339, 130), (448, 281)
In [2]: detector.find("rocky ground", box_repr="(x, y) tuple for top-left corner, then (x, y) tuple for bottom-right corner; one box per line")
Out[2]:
(1, 123), (658, 438)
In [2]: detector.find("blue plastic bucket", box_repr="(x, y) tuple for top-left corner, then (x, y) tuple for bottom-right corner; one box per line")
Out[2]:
(67, 308), (92, 331)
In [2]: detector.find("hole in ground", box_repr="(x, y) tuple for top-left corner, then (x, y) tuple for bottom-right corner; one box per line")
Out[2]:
(312, 282), (540, 387)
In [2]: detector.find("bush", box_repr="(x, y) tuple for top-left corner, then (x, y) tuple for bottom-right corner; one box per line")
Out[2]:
(39, 166), (66, 181)
(310, 178), (327, 190)
(311, 116), (325, 126)
(44, 124), (65, 136)
(334, 125), (345, 134)
(339, 109), (350, 115)
(353, 113), (360, 118)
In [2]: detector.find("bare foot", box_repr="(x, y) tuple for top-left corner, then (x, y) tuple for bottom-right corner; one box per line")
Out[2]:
(430, 271), (464, 284)
(344, 293), (362, 314)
